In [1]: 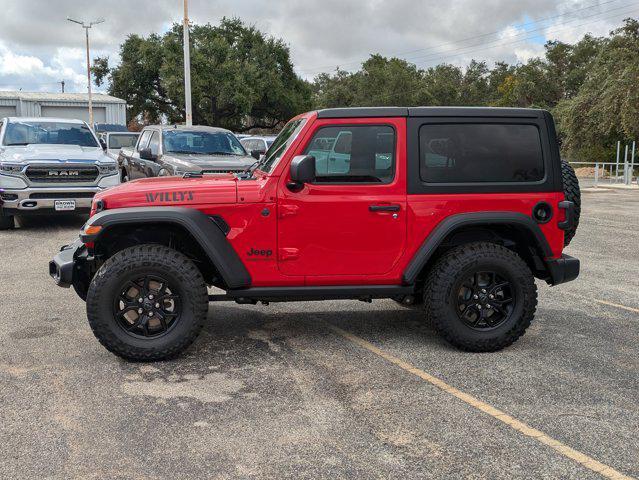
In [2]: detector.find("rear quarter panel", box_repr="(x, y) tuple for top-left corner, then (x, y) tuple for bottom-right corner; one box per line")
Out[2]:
(406, 192), (566, 262)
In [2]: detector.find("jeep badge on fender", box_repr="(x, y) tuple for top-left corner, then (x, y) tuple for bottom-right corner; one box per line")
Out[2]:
(49, 106), (580, 362)
(247, 248), (273, 257)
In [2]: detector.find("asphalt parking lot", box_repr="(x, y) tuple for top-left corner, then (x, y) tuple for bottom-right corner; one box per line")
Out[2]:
(0, 188), (637, 480)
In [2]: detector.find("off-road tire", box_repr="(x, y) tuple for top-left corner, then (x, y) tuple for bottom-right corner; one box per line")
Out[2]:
(0, 214), (15, 230)
(561, 159), (580, 246)
(424, 242), (537, 352)
(86, 244), (208, 361)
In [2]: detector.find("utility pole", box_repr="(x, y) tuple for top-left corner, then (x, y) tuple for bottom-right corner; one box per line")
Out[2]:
(60, 80), (65, 93)
(67, 17), (104, 127)
(183, 0), (193, 126)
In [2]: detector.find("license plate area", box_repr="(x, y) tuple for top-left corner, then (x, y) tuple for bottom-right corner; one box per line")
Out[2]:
(54, 200), (76, 211)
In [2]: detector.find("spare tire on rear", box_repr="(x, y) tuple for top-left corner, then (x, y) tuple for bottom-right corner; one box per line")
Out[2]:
(561, 160), (580, 246)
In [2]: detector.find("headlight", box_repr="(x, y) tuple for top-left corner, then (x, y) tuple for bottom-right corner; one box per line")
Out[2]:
(0, 163), (23, 173)
(0, 173), (27, 189)
(98, 163), (118, 175)
(98, 174), (120, 188)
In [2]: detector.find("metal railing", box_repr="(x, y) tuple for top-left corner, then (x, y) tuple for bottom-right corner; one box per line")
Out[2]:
(571, 159), (636, 188)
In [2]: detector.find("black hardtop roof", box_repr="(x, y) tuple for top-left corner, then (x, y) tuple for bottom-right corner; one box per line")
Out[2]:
(316, 106), (545, 119)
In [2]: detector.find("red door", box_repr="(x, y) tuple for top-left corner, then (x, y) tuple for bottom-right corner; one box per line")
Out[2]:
(277, 118), (407, 278)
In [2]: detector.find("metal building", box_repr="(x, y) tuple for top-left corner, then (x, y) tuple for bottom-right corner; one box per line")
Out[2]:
(0, 91), (127, 125)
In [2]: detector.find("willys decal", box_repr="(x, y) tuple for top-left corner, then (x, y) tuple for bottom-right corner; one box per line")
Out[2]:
(145, 191), (194, 203)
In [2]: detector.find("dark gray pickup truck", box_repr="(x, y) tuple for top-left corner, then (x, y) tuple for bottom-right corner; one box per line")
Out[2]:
(117, 125), (257, 181)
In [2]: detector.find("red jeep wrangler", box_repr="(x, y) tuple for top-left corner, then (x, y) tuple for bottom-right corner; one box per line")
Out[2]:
(50, 107), (580, 361)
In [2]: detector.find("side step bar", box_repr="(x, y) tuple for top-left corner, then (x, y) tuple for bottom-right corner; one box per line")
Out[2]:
(209, 285), (415, 304)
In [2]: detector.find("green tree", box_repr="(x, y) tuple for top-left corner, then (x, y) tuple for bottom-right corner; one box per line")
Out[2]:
(313, 69), (361, 109)
(555, 19), (639, 161)
(421, 64), (464, 105)
(93, 18), (311, 130)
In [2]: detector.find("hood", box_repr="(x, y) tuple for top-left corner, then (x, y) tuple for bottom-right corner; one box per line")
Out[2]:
(93, 175), (238, 210)
(0, 144), (114, 164)
(166, 153), (256, 170)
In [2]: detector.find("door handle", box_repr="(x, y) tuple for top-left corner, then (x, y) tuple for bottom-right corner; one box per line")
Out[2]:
(369, 205), (400, 212)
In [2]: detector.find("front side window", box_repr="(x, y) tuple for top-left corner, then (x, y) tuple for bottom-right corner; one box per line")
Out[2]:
(148, 132), (160, 156)
(304, 125), (395, 183)
(163, 130), (246, 156)
(3, 121), (99, 147)
(108, 134), (139, 149)
(419, 124), (544, 183)
(137, 131), (152, 151)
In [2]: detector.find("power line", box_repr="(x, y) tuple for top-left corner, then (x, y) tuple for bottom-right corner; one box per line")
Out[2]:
(408, 5), (639, 69)
(402, 2), (639, 67)
(340, 8), (639, 104)
(298, 0), (632, 74)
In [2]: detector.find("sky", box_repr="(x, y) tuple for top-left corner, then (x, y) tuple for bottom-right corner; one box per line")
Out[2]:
(0, 0), (636, 94)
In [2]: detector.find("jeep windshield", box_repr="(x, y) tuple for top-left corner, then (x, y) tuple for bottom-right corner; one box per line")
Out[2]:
(3, 121), (99, 147)
(163, 130), (247, 156)
(256, 118), (306, 173)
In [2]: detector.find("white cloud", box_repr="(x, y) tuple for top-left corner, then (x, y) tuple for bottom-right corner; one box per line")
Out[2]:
(0, 41), (87, 92)
(0, 0), (635, 90)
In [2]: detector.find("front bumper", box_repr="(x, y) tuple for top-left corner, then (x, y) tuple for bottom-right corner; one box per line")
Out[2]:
(49, 239), (84, 288)
(1, 186), (103, 213)
(546, 254), (580, 285)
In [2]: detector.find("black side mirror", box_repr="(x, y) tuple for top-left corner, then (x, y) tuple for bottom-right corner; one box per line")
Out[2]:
(100, 139), (107, 150)
(251, 149), (264, 160)
(139, 148), (156, 161)
(288, 155), (315, 190)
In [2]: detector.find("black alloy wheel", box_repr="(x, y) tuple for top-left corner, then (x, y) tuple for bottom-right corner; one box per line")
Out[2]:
(454, 271), (514, 330)
(114, 275), (182, 338)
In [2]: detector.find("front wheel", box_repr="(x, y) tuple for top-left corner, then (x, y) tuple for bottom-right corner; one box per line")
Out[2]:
(424, 242), (537, 352)
(86, 244), (209, 361)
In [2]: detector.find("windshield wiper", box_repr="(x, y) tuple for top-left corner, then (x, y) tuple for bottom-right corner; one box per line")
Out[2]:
(243, 159), (261, 174)
(5, 142), (30, 146)
(205, 151), (241, 156)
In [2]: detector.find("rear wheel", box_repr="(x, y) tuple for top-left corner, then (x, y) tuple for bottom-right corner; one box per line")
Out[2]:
(424, 242), (537, 352)
(86, 244), (208, 361)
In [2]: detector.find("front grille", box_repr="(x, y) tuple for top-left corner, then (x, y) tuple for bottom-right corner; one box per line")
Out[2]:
(29, 192), (95, 199)
(26, 165), (98, 183)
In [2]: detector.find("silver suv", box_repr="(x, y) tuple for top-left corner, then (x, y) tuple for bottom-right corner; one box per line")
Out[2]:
(0, 117), (119, 229)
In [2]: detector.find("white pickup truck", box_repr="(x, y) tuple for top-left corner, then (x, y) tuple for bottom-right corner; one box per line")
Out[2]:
(0, 117), (119, 229)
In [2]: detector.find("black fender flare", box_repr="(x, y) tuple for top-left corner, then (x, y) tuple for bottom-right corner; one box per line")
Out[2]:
(402, 211), (553, 285)
(82, 207), (251, 289)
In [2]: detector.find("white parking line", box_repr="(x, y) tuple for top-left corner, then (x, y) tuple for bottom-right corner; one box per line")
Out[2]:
(591, 299), (639, 314)
(326, 323), (635, 480)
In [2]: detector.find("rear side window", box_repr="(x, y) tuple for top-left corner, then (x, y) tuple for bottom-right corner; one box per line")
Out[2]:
(304, 125), (395, 183)
(419, 124), (544, 183)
